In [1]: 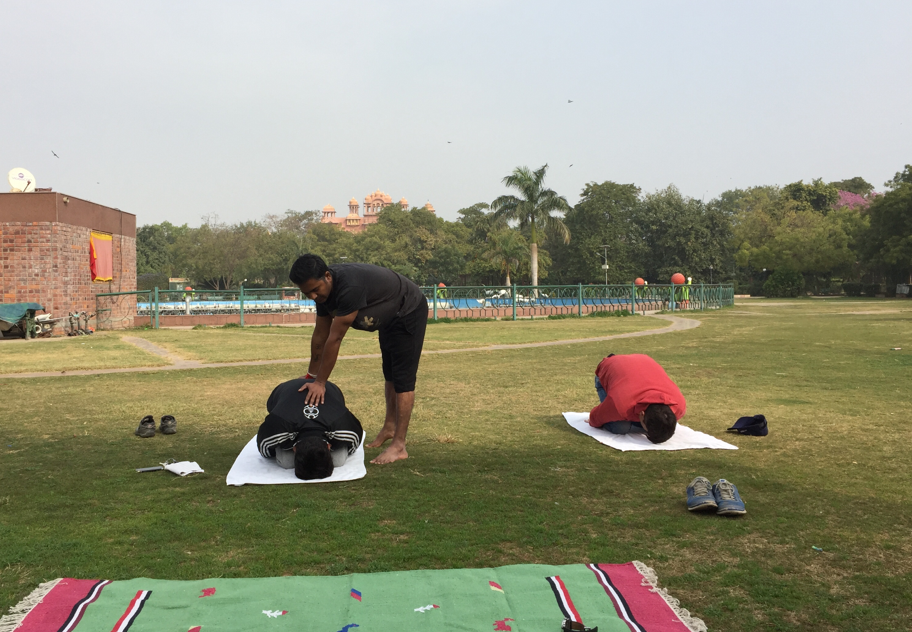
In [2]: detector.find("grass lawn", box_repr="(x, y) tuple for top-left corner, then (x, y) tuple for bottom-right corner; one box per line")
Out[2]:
(124, 315), (665, 364)
(1, 299), (910, 631)
(0, 333), (169, 374)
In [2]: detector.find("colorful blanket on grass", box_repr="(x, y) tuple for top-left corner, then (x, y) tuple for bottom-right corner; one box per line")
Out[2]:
(2, 563), (706, 632)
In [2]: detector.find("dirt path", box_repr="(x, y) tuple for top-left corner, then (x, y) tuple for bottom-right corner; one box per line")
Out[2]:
(0, 314), (700, 379)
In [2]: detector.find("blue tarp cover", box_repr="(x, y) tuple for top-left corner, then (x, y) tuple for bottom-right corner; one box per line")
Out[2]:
(0, 302), (44, 324)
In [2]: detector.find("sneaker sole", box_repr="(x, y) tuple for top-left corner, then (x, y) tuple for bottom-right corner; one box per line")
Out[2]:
(134, 429), (156, 438)
(687, 502), (718, 511)
(717, 508), (747, 516)
(160, 428), (176, 435)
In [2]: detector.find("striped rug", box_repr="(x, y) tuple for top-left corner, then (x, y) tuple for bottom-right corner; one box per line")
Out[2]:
(2, 562), (705, 632)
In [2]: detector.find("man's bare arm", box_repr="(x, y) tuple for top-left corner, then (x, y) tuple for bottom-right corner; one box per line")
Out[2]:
(302, 310), (357, 404)
(307, 315), (333, 376)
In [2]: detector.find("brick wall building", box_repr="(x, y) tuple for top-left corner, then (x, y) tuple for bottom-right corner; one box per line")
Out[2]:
(0, 192), (136, 331)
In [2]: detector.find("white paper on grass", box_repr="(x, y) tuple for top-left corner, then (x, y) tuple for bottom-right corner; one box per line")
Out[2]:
(563, 412), (738, 452)
(163, 461), (204, 476)
(226, 432), (367, 486)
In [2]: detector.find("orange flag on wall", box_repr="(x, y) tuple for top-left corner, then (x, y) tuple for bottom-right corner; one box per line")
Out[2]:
(90, 232), (114, 282)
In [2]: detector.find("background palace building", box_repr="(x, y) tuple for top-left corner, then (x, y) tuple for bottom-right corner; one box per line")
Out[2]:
(320, 189), (435, 233)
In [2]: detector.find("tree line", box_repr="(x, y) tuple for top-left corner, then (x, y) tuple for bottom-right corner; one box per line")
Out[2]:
(137, 164), (912, 296)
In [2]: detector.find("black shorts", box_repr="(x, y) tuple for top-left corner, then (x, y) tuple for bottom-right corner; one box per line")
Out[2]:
(379, 298), (428, 393)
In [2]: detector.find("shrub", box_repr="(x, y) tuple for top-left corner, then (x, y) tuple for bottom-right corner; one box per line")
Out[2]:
(428, 317), (497, 325)
(763, 269), (804, 298)
(842, 282), (864, 297)
(588, 309), (635, 318)
(747, 282), (765, 297)
(863, 283), (882, 297)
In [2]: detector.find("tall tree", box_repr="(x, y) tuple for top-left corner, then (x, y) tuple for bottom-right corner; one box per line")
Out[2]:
(249, 227), (302, 287)
(490, 164), (571, 286)
(136, 221), (189, 275)
(732, 189), (866, 289)
(483, 228), (529, 285)
(884, 165), (912, 191)
(830, 177), (874, 196)
(551, 181), (642, 284)
(634, 185), (725, 282)
(782, 179), (839, 214)
(456, 203), (506, 284)
(173, 217), (259, 290)
(300, 222), (358, 271)
(864, 183), (912, 283)
(261, 209), (320, 236)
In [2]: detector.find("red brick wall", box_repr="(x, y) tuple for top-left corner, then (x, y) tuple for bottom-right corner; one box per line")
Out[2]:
(0, 221), (137, 331)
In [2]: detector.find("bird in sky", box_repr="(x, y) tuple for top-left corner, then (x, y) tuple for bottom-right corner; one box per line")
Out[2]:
(567, 100), (573, 103)
(51, 151), (59, 158)
(447, 141), (451, 143)
(569, 164), (573, 167)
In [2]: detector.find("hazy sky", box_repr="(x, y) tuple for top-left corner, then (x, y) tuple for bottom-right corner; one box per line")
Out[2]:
(3, 1), (910, 226)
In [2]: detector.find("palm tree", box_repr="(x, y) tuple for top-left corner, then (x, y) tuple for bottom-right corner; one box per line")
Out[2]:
(483, 228), (529, 286)
(490, 164), (571, 287)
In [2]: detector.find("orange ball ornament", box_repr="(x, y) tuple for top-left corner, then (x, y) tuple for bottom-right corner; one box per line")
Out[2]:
(634, 278), (645, 286)
(671, 273), (686, 284)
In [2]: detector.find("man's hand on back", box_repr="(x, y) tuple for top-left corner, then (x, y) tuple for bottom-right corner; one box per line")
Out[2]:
(302, 380), (326, 405)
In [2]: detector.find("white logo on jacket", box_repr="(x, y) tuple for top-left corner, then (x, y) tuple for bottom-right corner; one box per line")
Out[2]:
(302, 404), (319, 419)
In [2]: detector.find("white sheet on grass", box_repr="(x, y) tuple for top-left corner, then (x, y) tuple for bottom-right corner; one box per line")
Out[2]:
(563, 412), (737, 452)
(226, 432), (367, 486)
(164, 461), (204, 476)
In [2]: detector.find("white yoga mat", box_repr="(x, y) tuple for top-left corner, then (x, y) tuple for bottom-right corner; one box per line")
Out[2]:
(563, 412), (738, 452)
(226, 432), (367, 486)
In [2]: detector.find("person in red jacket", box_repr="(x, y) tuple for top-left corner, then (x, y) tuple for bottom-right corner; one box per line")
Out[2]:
(589, 353), (685, 444)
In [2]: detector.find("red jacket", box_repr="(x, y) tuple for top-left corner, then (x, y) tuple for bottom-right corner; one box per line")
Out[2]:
(589, 354), (686, 427)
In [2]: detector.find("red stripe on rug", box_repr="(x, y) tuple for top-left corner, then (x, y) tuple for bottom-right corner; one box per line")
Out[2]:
(110, 590), (150, 632)
(15, 579), (108, 632)
(552, 575), (583, 623)
(595, 563), (693, 631)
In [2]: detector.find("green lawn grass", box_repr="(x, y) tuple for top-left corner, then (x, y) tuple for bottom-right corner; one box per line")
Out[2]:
(124, 316), (665, 364)
(0, 333), (169, 373)
(1, 300), (910, 631)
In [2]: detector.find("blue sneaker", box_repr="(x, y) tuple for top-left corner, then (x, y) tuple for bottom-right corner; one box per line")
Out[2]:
(712, 479), (746, 516)
(686, 476), (717, 511)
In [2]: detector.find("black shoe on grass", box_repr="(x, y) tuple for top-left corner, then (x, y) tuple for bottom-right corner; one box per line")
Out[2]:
(135, 415), (156, 438)
(160, 415), (177, 435)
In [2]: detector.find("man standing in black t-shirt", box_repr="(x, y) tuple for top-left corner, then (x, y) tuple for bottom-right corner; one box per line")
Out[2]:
(289, 254), (429, 464)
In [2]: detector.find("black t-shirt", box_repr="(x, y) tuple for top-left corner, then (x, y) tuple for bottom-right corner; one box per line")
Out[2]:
(315, 263), (425, 332)
(257, 379), (363, 457)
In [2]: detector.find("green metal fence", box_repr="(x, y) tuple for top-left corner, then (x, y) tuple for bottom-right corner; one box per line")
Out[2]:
(423, 283), (734, 320)
(96, 283), (734, 329)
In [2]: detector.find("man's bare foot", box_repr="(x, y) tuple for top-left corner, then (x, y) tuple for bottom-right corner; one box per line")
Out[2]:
(367, 430), (395, 448)
(370, 444), (408, 464)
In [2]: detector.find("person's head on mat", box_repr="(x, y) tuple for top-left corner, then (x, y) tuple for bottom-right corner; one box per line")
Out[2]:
(293, 435), (334, 480)
(640, 404), (677, 444)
